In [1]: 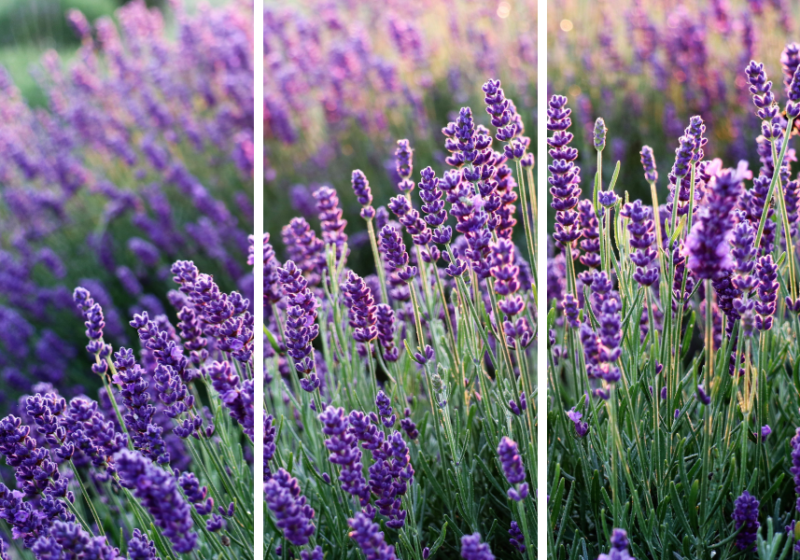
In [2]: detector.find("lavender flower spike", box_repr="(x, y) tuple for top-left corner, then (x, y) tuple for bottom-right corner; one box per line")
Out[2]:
(266, 468), (317, 547)
(640, 146), (657, 183)
(461, 533), (495, 560)
(598, 528), (635, 560)
(348, 512), (398, 560)
(497, 436), (528, 501)
(352, 170), (375, 220)
(732, 490), (759, 550)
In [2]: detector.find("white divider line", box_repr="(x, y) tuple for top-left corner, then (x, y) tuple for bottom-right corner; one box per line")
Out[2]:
(254, 0), (264, 558)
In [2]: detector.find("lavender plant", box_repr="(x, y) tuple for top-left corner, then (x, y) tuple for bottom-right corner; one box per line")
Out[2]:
(266, 80), (537, 559)
(0, 249), (254, 558)
(548, 45), (800, 559)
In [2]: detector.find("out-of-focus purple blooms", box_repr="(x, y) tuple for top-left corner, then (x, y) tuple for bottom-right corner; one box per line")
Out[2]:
(761, 425), (771, 441)
(640, 146), (657, 183)
(115, 449), (197, 553)
(375, 391), (396, 428)
(732, 490), (759, 550)
(281, 218), (324, 287)
(460, 533), (495, 560)
(265, 468), (316, 547)
(497, 436), (528, 501)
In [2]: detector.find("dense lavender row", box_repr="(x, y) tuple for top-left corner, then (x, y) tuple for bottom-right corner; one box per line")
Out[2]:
(264, 0), (537, 259)
(0, 0), (254, 410)
(547, 40), (800, 559)
(548, 0), (799, 201)
(0, 249), (254, 558)
(266, 80), (537, 559)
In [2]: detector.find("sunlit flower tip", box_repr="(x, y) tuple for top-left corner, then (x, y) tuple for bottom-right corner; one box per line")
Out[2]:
(593, 118), (607, 151)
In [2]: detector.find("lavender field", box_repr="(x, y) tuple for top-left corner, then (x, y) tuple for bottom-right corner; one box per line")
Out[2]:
(0, 1), (254, 558)
(547, 0), (800, 558)
(265, 1), (539, 559)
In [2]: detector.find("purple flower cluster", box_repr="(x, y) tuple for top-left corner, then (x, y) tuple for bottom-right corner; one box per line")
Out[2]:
(577, 200), (601, 280)
(379, 226), (417, 282)
(598, 528), (634, 560)
(343, 272), (378, 344)
(265, 468), (316, 547)
(351, 170), (375, 219)
(497, 436), (528, 501)
(548, 95), (581, 252)
(318, 406), (369, 506)
(313, 186), (348, 263)
(115, 449), (197, 553)
(755, 255), (778, 331)
(376, 304), (399, 362)
(732, 490), (759, 550)
(620, 200), (658, 286)
(207, 361), (254, 439)
(640, 146), (658, 183)
(278, 261), (320, 390)
(460, 533), (495, 560)
(347, 512), (397, 560)
(490, 239), (532, 347)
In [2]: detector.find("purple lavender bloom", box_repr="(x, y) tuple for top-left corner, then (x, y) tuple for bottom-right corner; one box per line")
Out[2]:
(278, 261), (320, 388)
(442, 107), (477, 167)
(112, 348), (169, 464)
(33, 521), (119, 560)
(265, 415), (276, 481)
(400, 416), (419, 440)
(640, 146), (657, 183)
(313, 186), (348, 263)
(375, 391), (396, 428)
(376, 304), (399, 362)
(380, 225), (417, 282)
(490, 238), (532, 347)
(352, 170), (375, 219)
(115, 449), (197, 553)
(746, 61), (778, 121)
(562, 294), (580, 328)
(791, 428), (800, 522)
(127, 529), (157, 560)
(281, 218), (324, 288)
(347, 512), (397, 560)
(460, 533), (495, 560)
(318, 406), (369, 505)
(761, 425), (771, 441)
(732, 490), (759, 550)
(547, 95), (581, 249)
(497, 436), (528, 501)
(593, 118), (607, 151)
(566, 408), (589, 437)
(179, 472), (213, 515)
(509, 521), (525, 553)
(620, 200), (658, 286)
(598, 528), (634, 560)
(697, 384), (711, 405)
(395, 139), (414, 192)
(265, 468), (316, 547)
(577, 199), (601, 276)
(207, 361), (254, 439)
(685, 161), (747, 280)
(755, 255), (778, 331)
(730, 221), (757, 293)
(342, 271), (378, 344)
